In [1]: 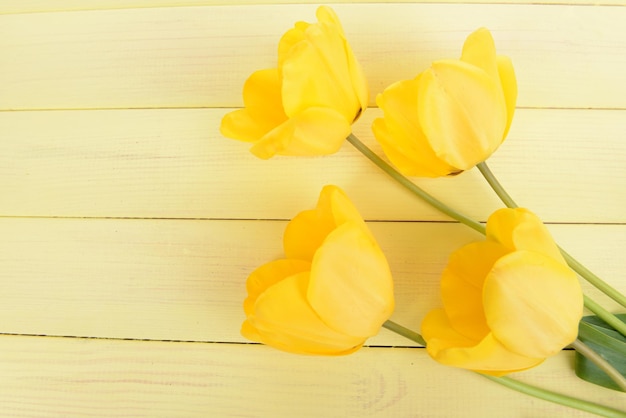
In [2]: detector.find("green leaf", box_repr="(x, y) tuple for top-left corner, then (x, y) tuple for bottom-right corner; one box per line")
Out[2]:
(575, 314), (626, 392)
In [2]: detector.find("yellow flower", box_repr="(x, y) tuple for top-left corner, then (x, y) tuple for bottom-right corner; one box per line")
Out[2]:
(241, 185), (394, 355)
(220, 6), (368, 159)
(372, 28), (517, 177)
(421, 208), (583, 375)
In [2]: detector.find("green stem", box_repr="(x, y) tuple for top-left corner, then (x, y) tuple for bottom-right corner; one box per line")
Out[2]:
(383, 320), (426, 346)
(383, 319), (626, 417)
(347, 134), (485, 235)
(571, 339), (626, 392)
(584, 295), (626, 337)
(476, 162), (518, 208)
(562, 249), (626, 309)
(481, 375), (626, 418)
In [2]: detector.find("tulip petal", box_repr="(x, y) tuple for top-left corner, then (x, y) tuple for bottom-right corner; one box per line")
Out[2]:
(278, 23), (309, 70)
(418, 60), (507, 170)
(283, 209), (333, 262)
(250, 107), (351, 159)
(315, 6), (369, 118)
(460, 28), (499, 81)
(484, 250), (583, 359)
(316, 6), (345, 37)
(441, 241), (509, 341)
(497, 55), (518, 140)
(486, 208), (564, 263)
(422, 309), (544, 375)
(284, 185), (366, 261)
(460, 28), (517, 141)
(281, 23), (361, 122)
(220, 69), (287, 143)
(308, 222), (394, 338)
(373, 78), (458, 177)
(245, 271), (364, 355)
(220, 109), (265, 143)
(243, 259), (312, 316)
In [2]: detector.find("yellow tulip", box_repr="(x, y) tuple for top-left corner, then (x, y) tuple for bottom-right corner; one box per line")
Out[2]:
(421, 208), (583, 375)
(372, 28), (517, 177)
(221, 6), (368, 159)
(241, 185), (394, 355)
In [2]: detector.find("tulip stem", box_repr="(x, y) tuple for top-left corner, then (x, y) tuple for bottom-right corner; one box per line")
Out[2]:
(571, 338), (626, 392)
(477, 162), (626, 313)
(584, 295), (626, 338)
(347, 134), (485, 235)
(480, 374), (626, 418)
(382, 320), (426, 346)
(476, 162), (518, 209)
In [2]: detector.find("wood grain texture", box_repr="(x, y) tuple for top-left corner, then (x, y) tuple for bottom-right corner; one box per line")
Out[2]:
(0, 335), (624, 418)
(3, 0), (625, 15)
(1, 218), (624, 345)
(1, 4), (626, 110)
(1, 108), (625, 223)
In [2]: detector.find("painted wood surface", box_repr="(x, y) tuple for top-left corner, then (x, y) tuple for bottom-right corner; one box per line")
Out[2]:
(1, 1), (625, 417)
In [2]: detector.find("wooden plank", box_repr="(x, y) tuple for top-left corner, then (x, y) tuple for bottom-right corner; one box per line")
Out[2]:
(2, 4), (626, 110)
(0, 218), (623, 344)
(0, 335), (623, 417)
(3, 0), (624, 15)
(1, 108), (625, 223)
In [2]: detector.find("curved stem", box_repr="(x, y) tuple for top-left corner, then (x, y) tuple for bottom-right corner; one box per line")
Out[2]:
(347, 134), (485, 235)
(562, 249), (626, 309)
(476, 162), (518, 208)
(383, 319), (626, 417)
(571, 339), (626, 392)
(481, 375), (626, 418)
(584, 295), (626, 337)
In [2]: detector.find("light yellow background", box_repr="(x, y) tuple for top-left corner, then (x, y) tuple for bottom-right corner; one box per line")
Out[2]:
(1, 1), (625, 416)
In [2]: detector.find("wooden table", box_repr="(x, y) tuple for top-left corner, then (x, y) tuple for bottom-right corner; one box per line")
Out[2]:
(1, 1), (625, 416)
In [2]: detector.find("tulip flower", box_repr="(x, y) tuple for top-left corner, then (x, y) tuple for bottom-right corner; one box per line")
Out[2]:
(241, 185), (394, 355)
(372, 28), (517, 177)
(421, 208), (583, 375)
(221, 6), (368, 159)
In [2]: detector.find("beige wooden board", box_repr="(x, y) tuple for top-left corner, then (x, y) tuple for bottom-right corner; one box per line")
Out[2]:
(3, 0), (625, 15)
(2, 4), (626, 110)
(2, 1), (626, 416)
(2, 108), (625, 223)
(0, 335), (624, 418)
(1, 218), (623, 345)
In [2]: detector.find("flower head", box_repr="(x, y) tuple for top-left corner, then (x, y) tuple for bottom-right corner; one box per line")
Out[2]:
(242, 185), (394, 355)
(372, 28), (517, 177)
(422, 208), (583, 375)
(221, 6), (368, 159)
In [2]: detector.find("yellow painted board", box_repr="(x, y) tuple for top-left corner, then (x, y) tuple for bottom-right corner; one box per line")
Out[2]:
(0, 335), (624, 417)
(2, 4), (626, 110)
(1, 108), (625, 223)
(3, 0), (625, 15)
(0, 218), (623, 344)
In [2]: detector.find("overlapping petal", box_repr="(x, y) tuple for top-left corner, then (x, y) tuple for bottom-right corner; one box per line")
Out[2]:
(309, 223), (394, 338)
(418, 60), (507, 170)
(372, 77), (457, 177)
(484, 251), (582, 358)
(422, 309), (544, 375)
(243, 272), (364, 355)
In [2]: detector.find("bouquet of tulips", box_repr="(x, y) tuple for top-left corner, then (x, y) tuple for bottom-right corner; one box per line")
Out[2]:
(220, 6), (625, 416)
